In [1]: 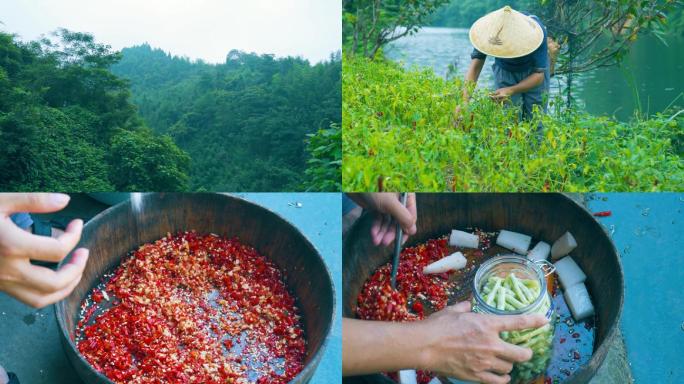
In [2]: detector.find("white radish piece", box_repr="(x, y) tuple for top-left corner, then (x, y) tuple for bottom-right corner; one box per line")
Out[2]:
(527, 241), (551, 261)
(551, 231), (577, 260)
(496, 230), (532, 254)
(554, 256), (587, 290)
(423, 252), (467, 274)
(399, 370), (418, 384)
(449, 229), (479, 249)
(427, 377), (442, 384)
(563, 283), (595, 321)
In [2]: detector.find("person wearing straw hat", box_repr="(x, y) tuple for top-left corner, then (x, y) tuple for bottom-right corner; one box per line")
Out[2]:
(455, 6), (550, 127)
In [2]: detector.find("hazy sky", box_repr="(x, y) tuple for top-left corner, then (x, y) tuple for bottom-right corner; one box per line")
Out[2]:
(0, 0), (341, 63)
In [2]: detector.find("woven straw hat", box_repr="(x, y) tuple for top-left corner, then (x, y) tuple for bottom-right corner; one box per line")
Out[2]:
(469, 5), (544, 59)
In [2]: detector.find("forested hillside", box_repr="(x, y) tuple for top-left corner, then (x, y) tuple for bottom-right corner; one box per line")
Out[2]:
(112, 45), (342, 191)
(0, 30), (190, 191)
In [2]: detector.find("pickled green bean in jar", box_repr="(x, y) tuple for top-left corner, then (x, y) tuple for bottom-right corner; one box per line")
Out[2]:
(472, 255), (556, 384)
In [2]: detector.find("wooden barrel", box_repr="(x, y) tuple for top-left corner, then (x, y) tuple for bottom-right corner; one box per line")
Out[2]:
(343, 193), (623, 384)
(55, 193), (334, 384)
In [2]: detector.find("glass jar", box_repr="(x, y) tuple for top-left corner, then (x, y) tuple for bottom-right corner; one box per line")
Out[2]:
(472, 255), (556, 383)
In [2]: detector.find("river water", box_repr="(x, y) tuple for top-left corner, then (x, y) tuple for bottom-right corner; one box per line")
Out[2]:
(385, 27), (684, 120)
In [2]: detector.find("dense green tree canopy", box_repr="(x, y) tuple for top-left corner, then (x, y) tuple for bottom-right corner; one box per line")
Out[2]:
(0, 29), (190, 191)
(112, 45), (342, 191)
(343, 0), (451, 58)
(0, 28), (341, 192)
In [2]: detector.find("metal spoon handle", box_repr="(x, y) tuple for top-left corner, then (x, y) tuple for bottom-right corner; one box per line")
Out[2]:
(391, 193), (408, 290)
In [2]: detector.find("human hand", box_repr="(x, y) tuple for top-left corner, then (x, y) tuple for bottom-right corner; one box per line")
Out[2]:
(416, 302), (548, 384)
(452, 105), (465, 128)
(0, 193), (89, 308)
(490, 87), (514, 102)
(348, 193), (417, 246)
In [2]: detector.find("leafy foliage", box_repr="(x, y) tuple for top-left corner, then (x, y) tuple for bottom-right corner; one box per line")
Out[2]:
(530, 0), (680, 76)
(112, 46), (342, 191)
(429, 0), (524, 28)
(342, 56), (684, 191)
(303, 123), (342, 191)
(343, 0), (451, 58)
(428, 0), (681, 75)
(356, 0), (681, 107)
(0, 30), (190, 191)
(108, 128), (191, 191)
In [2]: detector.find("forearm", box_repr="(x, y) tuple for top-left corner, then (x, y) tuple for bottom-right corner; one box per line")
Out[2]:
(342, 318), (429, 376)
(509, 72), (544, 94)
(462, 58), (485, 99)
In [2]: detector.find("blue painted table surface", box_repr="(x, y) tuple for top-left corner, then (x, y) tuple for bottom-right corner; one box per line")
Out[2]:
(588, 193), (683, 383)
(0, 193), (341, 384)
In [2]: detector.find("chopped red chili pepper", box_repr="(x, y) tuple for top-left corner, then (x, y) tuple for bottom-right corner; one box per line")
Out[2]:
(356, 232), (494, 384)
(411, 301), (424, 315)
(592, 211), (612, 217)
(75, 231), (305, 384)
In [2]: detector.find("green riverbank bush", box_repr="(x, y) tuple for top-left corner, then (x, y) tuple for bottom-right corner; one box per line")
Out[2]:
(343, 56), (684, 191)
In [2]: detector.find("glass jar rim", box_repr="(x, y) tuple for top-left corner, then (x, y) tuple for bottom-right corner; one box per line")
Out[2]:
(472, 254), (548, 315)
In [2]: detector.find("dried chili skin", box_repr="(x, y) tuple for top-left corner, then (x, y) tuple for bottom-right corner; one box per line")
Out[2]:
(76, 231), (305, 384)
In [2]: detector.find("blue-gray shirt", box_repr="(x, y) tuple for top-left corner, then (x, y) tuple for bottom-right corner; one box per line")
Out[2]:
(471, 14), (548, 73)
(10, 213), (33, 230)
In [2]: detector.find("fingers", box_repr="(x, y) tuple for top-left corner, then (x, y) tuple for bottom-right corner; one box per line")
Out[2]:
(18, 248), (89, 293)
(359, 193), (418, 247)
(379, 194), (417, 237)
(496, 314), (548, 332)
(377, 214), (393, 246)
(475, 371), (511, 384)
(0, 193), (70, 214)
(370, 215), (383, 244)
(493, 315), (547, 363)
(496, 341), (533, 363)
(3, 219), (83, 262)
(488, 358), (514, 375)
(3, 273), (82, 308)
(371, 214), (391, 246)
(447, 301), (472, 313)
(380, 219), (397, 246)
(404, 193), (417, 236)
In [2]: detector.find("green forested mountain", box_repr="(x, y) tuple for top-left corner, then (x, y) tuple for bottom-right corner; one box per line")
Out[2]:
(0, 29), (190, 191)
(0, 28), (341, 192)
(112, 45), (342, 191)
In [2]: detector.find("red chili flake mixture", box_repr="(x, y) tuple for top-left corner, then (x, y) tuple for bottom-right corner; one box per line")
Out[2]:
(356, 231), (493, 384)
(76, 231), (305, 384)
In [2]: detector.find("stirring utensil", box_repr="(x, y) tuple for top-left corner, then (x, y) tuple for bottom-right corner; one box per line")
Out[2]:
(390, 193), (408, 290)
